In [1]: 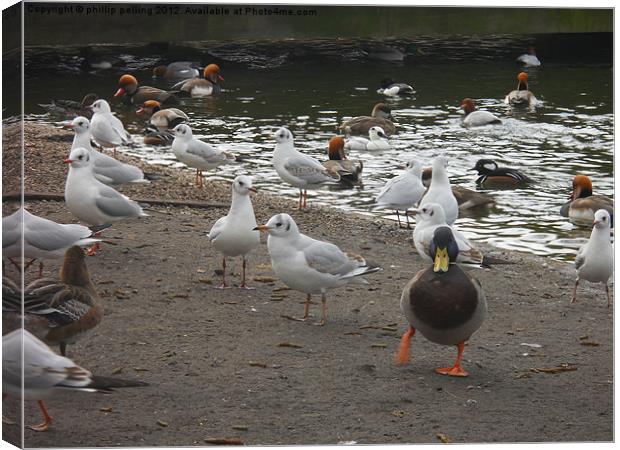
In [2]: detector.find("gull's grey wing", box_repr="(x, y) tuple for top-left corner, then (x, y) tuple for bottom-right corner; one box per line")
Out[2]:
(95, 185), (143, 219)
(93, 153), (145, 185)
(303, 240), (357, 277)
(283, 154), (339, 185)
(25, 220), (92, 252)
(186, 140), (233, 165)
(207, 216), (227, 242)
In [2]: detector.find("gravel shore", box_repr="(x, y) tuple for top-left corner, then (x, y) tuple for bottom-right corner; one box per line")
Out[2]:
(2, 122), (613, 447)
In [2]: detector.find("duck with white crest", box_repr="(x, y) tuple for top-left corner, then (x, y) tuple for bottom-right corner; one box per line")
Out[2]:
(171, 124), (236, 188)
(418, 156), (459, 225)
(272, 127), (339, 209)
(207, 175), (261, 289)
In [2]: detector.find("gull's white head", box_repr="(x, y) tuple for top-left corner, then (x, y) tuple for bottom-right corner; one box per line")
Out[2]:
(368, 126), (388, 141)
(65, 147), (92, 168)
(404, 159), (422, 176)
(416, 202), (447, 225)
(433, 156), (449, 171)
(593, 209), (611, 229)
(255, 213), (299, 237)
(70, 116), (90, 134)
(274, 127), (293, 144)
(232, 175), (256, 196)
(173, 124), (193, 139)
(90, 99), (111, 114)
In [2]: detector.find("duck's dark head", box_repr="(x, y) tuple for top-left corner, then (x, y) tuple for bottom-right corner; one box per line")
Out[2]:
(380, 78), (395, 89)
(429, 226), (459, 273)
(328, 136), (346, 161)
(472, 159), (499, 175)
(571, 174), (593, 200)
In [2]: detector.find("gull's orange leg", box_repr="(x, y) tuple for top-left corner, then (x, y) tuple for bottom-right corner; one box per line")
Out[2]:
(27, 400), (53, 432)
(571, 278), (579, 303)
(395, 326), (415, 365)
(605, 283), (612, 308)
(435, 341), (469, 377)
(239, 256), (255, 290)
(302, 190), (308, 209)
(313, 293), (327, 326)
(86, 242), (101, 256)
(37, 261), (44, 278)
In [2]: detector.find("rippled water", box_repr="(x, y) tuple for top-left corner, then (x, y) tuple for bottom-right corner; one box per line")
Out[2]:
(16, 35), (613, 261)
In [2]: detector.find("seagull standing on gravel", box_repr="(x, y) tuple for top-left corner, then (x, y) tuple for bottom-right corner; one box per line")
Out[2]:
(64, 147), (147, 253)
(2, 329), (147, 432)
(272, 127), (339, 209)
(207, 175), (260, 289)
(67, 116), (151, 185)
(419, 156), (459, 225)
(2, 208), (100, 277)
(171, 124), (236, 188)
(88, 99), (131, 158)
(413, 203), (483, 266)
(571, 209), (614, 307)
(255, 213), (381, 325)
(375, 159), (426, 228)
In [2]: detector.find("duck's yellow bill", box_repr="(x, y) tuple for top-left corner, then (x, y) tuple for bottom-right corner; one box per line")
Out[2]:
(433, 247), (450, 273)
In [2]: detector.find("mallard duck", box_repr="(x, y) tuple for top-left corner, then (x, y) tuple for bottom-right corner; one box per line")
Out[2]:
(322, 136), (363, 185)
(2, 246), (101, 356)
(340, 103), (396, 136)
(560, 174), (614, 224)
(504, 72), (539, 107)
(571, 209), (613, 307)
(460, 98), (501, 127)
(396, 226), (487, 377)
(472, 159), (531, 188)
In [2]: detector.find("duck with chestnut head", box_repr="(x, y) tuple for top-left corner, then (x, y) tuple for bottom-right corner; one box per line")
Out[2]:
(460, 98), (501, 127)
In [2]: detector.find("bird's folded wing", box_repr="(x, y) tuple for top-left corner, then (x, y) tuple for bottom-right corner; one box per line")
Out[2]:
(95, 156), (144, 184)
(303, 241), (356, 276)
(26, 223), (92, 252)
(284, 155), (339, 184)
(95, 187), (142, 218)
(207, 216), (227, 242)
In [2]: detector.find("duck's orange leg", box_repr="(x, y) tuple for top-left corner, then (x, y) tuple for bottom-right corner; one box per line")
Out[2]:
(395, 326), (415, 365)
(435, 341), (469, 377)
(27, 400), (53, 432)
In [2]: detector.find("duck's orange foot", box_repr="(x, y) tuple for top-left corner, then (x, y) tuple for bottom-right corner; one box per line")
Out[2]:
(395, 326), (415, 365)
(435, 366), (469, 377)
(86, 242), (101, 256)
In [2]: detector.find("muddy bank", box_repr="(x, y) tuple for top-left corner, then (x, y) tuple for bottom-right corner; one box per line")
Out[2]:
(1, 123), (613, 447)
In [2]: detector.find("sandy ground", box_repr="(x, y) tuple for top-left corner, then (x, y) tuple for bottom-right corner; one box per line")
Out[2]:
(1, 123), (614, 447)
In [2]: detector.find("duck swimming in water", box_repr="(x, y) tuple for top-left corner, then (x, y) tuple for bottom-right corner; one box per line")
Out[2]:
(472, 159), (531, 188)
(504, 72), (539, 108)
(460, 98), (501, 127)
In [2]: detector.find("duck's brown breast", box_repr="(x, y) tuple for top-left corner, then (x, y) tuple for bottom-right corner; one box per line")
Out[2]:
(406, 266), (479, 330)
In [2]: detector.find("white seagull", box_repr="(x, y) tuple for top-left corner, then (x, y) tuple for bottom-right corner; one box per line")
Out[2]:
(67, 116), (150, 185)
(2, 208), (100, 277)
(272, 127), (339, 209)
(88, 99), (131, 158)
(375, 160), (425, 228)
(2, 329), (147, 432)
(207, 175), (261, 289)
(418, 156), (459, 225)
(171, 124), (236, 188)
(412, 203), (483, 266)
(64, 147), (147, 253)
(571, 209), (614, 307)
(255, 213), (381, 325)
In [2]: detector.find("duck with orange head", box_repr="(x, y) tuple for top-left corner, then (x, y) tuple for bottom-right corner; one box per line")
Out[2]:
(560, 174), (614, 225)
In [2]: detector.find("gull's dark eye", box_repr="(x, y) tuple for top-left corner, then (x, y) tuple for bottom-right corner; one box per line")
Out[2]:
(78, 155), (83, 160)
(276, 222), (282, 227)
(239, 181), (244, 186)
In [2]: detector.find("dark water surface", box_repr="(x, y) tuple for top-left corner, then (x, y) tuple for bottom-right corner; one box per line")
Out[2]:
(15, 34), (613, 261)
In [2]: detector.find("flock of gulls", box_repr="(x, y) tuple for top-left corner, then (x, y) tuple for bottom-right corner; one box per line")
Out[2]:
(2, 46), (614, 432)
